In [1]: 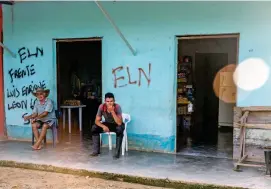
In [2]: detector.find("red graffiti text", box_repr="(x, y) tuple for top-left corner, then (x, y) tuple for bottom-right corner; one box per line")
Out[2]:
(112, 63), (151, 88)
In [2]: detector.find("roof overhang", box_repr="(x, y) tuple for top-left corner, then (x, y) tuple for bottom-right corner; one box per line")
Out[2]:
(0, 1), (14, 5)
(0, 0), (136, 57)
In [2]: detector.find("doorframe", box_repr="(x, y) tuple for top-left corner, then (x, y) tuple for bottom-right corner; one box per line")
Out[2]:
(0, 6), (5, 137)
(53, 37), (103, 109)
(175, 33), (240, 153)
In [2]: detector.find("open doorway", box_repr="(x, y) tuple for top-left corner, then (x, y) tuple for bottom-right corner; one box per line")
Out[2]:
(56, 38), (102, 136)
(176, 34), (239, 158)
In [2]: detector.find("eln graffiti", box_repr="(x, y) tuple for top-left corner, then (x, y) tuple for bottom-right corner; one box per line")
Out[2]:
(112, 63), (151, 88)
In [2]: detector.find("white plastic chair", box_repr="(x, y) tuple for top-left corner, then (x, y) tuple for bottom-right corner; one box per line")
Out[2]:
(100, 113), (131, 156)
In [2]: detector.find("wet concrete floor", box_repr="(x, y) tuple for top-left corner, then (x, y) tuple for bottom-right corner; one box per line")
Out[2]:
(0, 132), (270, 189)
(178, 128), (233, 159)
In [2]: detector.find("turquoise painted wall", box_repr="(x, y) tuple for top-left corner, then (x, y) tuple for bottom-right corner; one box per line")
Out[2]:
(3, 2), (271, 152)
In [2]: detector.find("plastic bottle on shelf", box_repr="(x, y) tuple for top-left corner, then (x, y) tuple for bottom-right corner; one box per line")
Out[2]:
(188, 102), (193, 113)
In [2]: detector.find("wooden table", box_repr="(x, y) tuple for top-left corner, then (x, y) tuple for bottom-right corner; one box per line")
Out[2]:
(234, 106), (271, 171)
(60, 105), (86, 134)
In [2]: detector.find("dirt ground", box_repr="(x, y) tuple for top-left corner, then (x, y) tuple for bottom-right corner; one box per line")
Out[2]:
(0, 167), (168, 189)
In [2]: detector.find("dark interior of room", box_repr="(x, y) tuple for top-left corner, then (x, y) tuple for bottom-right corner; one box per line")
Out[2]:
(192, 53), (228, 144)
(57, 40), (102, 135)
(177, 37), (238, 158)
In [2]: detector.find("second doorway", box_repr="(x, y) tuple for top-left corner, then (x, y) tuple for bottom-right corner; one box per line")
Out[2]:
(56, 38), (102, 136)
(176, 34), (239, 158)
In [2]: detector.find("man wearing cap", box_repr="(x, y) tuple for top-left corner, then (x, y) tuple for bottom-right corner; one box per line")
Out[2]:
(24, 88), (56, 150)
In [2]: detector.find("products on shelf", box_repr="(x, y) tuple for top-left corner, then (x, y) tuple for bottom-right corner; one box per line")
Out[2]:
(177, 56), (194, 127)
(178, 106), (186, 115)
(183, 56), (192, 63)
(183, 116), (191, 129)
(177, 71), (187, 82)
(188, 102), (193, 113)
(186, 86), (194, 101)
(178, 88), (184, 93)
(177, 95), (189, 104)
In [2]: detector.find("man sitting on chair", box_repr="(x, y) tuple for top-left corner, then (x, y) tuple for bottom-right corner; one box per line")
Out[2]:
(90, 92), (124, 159)
(24, 88), (56, 150)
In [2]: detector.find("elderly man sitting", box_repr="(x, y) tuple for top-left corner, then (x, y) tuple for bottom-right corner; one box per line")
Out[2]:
(24, 88), (56, 150)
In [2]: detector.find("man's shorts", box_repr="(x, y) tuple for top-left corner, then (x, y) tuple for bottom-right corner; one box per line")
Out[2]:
(34, 120), (55, 128)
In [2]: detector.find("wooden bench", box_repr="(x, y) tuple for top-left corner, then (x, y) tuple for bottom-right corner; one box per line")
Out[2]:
(233, 106), (271, 171)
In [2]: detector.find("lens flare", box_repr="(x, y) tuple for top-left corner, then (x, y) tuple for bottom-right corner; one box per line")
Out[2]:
(213, 64), (236, 103)
(233, 58), (269, 91)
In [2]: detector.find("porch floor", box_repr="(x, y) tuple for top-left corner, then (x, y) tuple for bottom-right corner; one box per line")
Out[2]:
(0, 134), (270, 189)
